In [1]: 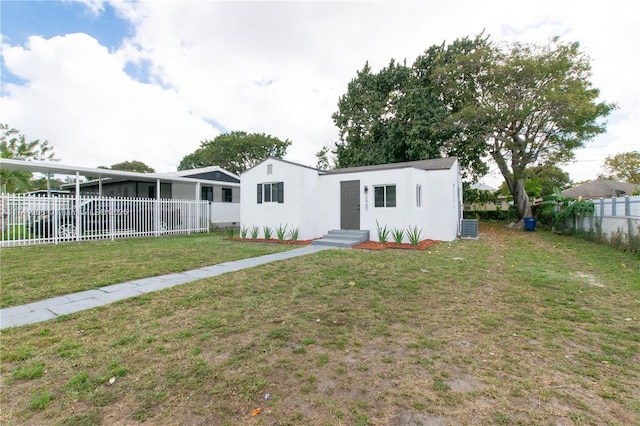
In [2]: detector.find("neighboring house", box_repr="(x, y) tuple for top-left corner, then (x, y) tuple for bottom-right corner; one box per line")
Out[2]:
(240, 157), (463, 242)
(561, 178), (640, 200)
(0, 158), (240, 227)
(62, 166), (240, 202)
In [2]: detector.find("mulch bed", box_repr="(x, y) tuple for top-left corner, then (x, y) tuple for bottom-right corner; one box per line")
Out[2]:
(227, 238), (442, 250)
(353, 239), (442, 251)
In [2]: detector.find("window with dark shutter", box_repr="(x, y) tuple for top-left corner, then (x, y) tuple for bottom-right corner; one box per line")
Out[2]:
(257, 183), (262, 204)
(277, 182), (284, 203)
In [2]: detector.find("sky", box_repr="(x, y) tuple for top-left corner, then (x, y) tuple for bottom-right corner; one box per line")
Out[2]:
(1, 0), (638, 188)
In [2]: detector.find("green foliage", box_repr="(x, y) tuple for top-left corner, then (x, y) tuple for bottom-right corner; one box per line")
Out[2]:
(315, 146), (332, 170)
(240, 227), (248, 239)
(463, 206), (519, 222)
(332, 37), (490, 180)
(288, 227), (300, 242)
(178, 131), (291, 174)
(250, 225), (260, 239)
(263, 226), (273, 240)
(601, 151), (640, 184)
(464, 183), (498, 207)
(100, 160), (156, 173)
(376, 220), (389, 243)
(435, 36), (616, 219)
(1, 123), (56, 193)
(526, 165), (572, 197)
(554, 200), (595, 232)
(29, 389), (53, 410)
(12, 361), (45, 380)
(225, 228), (234, 238)
(276, 224), (288, 241)
(392, 228), (404, 245)
(406, 225), (422, 246)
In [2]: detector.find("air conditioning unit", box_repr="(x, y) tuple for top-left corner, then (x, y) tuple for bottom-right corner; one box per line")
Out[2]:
(460, 219), (478, 239)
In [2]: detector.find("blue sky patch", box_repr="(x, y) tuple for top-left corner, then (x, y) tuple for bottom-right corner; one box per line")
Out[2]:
(1, 0), (133, 92)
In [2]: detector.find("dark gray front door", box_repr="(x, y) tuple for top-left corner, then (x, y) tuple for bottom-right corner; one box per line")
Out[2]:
(340, 180), (360, 230)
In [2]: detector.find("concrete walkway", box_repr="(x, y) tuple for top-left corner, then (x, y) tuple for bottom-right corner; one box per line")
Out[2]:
(0, 245), (332, 330)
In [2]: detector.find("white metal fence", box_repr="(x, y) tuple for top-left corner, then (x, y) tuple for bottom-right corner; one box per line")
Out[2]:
(1, 194), (210, 246)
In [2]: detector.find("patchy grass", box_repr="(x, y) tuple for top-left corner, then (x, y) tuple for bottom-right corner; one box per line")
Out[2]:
(1, 223), (639, 424)
(0, 232), (297, 308)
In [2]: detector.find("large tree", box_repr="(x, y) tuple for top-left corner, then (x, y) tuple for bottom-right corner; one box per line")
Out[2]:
(178, 131), (291, 175)
(434, 36), (615, 219)
(1, 124), (56, 193)
(601, 151), (640, 184)
(99, 160), (156, 173)
(331, 36), (490, 180)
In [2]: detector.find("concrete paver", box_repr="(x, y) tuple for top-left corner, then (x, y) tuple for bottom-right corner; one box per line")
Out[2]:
(0, 245), (332, 330)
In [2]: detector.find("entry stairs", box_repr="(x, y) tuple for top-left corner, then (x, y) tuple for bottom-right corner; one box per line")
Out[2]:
(311, 229), (370, 248)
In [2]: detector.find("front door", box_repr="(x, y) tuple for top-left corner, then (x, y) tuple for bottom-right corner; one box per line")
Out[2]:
(340, 180), (360, 230)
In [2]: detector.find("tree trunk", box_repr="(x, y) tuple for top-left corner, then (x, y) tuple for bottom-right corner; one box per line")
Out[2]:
(513, 178), (533, 220)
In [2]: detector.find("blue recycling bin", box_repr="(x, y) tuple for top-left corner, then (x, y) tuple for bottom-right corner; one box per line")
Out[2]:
(523, 217), (537, 232)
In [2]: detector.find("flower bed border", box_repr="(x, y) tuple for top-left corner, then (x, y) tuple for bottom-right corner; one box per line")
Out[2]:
(353, 240), (441, 251)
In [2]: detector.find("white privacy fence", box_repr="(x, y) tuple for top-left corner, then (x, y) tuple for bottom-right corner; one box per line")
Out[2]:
(576, 196), (640, 247)
(209, 202), (240, 227)
(1, 194), (211, 246)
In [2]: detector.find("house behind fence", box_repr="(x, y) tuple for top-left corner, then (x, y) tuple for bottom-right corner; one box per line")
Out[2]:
(1, 194), (211, 246)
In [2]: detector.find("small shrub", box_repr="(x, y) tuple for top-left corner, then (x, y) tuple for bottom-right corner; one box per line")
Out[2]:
(250, 225), (259, 239)
(288, 227), (300, 242)
(240, 227), (248, 239)
(407, 225), (422, 246)
(225, 228), (234, 238)
(276, 224), (288, 241)
(391, 228), (404, 245)
(263, 226), (273, 240)
(376, 220), (389, 243)
(554, 200), (595, 233)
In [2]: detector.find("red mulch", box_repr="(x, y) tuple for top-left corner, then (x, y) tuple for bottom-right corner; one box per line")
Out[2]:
(227, 238), (313, 245)
(353, 239), (442, 251)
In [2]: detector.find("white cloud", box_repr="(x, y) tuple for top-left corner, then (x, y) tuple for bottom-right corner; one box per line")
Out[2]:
(1, 0), (638, 183)
(1, 33), (218, 171)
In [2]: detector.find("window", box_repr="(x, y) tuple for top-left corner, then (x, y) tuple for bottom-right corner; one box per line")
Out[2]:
(416, 184), (422, 207)
(257, 182), (284, 204)
(201, 186), (213, 201)
(374, 185), (396, 208)
(222, 187), (233, 203)
(267, 164), (273, 175)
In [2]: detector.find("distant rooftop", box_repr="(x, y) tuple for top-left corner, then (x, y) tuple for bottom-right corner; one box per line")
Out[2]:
(561, 178), (640, 199)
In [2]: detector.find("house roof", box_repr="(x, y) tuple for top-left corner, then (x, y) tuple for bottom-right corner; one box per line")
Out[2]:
(0, 158), (240, 187)
(164, 166), (241, 181)
(561, 178), (639, 199)
(323, 157), (457, 175)
(241, 157), (320, 175)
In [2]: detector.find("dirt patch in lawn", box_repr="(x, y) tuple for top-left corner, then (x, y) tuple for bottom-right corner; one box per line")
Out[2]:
(353, 239), (442, 250)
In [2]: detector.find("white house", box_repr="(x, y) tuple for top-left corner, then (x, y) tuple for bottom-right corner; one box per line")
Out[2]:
(240, 157), (463, 242)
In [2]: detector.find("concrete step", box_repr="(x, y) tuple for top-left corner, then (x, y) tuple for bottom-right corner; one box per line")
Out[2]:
(312, 238), (359, 248)
(311, 229), (370, 248)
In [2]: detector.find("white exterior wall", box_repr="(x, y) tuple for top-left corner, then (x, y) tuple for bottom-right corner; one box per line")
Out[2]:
(241, 158), (462, 242)
(171, 182), (199, 200)
(318, 164), (460, 242)
(241, 160), (321, 240)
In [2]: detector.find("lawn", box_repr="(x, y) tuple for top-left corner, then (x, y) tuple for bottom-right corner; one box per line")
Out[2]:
(1, 223), (639, 425)
(0, 232), (298, 308)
